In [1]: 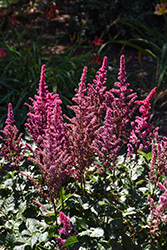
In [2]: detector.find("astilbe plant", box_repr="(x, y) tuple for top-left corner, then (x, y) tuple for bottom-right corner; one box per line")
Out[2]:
(93, 55), (138, 185)
(25, 64), (61, 148)
(87, 56), (108, 123)
(147, 181), (167, 238)
(105, 54), (138, 143)
(128, 87), (158, 156)
(1, 54), (167, 249)
(24, 66), (75, 216)
(64, 66), (99, 192)
(55, 212), (78, 250)
(149, 133), (167, 185)
(0, 103), (25, 171)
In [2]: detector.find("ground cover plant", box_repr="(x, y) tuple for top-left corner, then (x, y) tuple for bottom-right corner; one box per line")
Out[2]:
(0, 54), (167, 250)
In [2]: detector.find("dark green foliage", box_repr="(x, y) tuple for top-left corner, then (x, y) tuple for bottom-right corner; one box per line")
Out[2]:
(66, 0), (159, 40)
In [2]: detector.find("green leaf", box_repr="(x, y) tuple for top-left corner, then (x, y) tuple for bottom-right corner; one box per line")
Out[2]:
(110, 240), (124, 250)
(121, 233), (133, 249)
(76, 218), (88, 230)
(13, 244), (28, 250)
(16, 201), (27, 220)
(30, 232), (40, 248)
(38, 232), (48, 243)
(123, 207), (136, 217)
(61, 235), (78, 249)
(161, 43), (167, 64)
(78, 231), (90, 237)
(89, 228), (104, 238)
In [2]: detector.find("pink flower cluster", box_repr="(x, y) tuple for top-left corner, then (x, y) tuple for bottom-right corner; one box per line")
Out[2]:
(127, 87), (158, 156)
(55, 212), (78, 250)
(147, 181), (167, 236)
(45, 3), (59, 19)
(0, 54), (161, 220)
(0, 103), (25, 170)
(149, 133), (167, 183)
(0, 47), (7, 58)
(25, 65), (74, 201)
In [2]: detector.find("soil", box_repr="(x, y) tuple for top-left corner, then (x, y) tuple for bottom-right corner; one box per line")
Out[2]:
(1, 1), (167, 136)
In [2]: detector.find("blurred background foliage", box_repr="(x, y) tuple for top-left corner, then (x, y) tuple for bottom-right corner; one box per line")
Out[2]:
(0, 0), (163, 134)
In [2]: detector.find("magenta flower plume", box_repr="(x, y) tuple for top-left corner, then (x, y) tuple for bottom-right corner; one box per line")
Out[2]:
(0, 103), (25, 170)
(25, 65), (72, 203)
(147, 181), (167, 236)
(28, 104), (72, 201)
(135, 87), (157, 116)
(129, 87), (158, 153)
(87, 56), (108, 123)
(93, 55), (138, 182)
(105, 55), (138, 142)
(55, 212), (78, 250)
(149, 134), (167, 183)
(25, 64), (60, 147)
(64, 66), (99, 184)
(93, 108), (121, 174)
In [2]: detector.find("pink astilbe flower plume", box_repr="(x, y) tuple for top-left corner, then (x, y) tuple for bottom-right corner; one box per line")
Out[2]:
(28, 104), (72, 202)
(149, 134), (167, 183)
(0, 103), (26, 170)
(55, 212), (78, 250)
(25, 65), (60, 148)
(24, 65), (73, 206)
(93, 108), (121, 174)
(92, 55), (139, 184)
(128, 87), (158, 155)
(87, 56), (108, 123)
(105, 55), (138, 141)
(147, 181), (167, 237)
(101, 55), (138, 150)
(64, 66), (99, 186)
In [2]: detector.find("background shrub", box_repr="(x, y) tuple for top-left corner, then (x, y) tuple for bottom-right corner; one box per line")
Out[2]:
(66, 0), (160, 40)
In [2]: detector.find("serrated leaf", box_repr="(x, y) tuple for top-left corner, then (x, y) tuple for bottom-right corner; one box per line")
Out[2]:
(16, 201), (27, 220)
(61, 235), (78, 249)
(30, 232), (40, 248)
(26, 218), (39, 233)
(13, 221), (22, 234)
(13, 244), (28, 250)
(123, 207), (136, 216)
(90, 228), (104, 238)
(38, 232), (48, 243)
(78, 230), (90, 237)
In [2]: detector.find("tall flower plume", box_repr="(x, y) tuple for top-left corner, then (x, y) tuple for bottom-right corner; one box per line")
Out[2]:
(93, 55), (138, 183)
(149, 134), (167, 183)
(0, 103), (25, 170)
(105, 55), (138, 142)
(25, 65), (60, 148)
(25, 65), (72, 205)
(64, 66), (99, 187)
(128, 87), (158, 155)
(147, 181), (167, 237)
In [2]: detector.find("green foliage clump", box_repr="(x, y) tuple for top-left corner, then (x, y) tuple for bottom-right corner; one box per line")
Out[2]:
(67, 0), (159, 39)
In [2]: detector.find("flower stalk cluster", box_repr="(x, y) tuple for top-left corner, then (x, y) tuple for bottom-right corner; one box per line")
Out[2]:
(1, 55), (162, 235)
(147, 181), (167, 237)
(55, 212), (78, 250)
(0, 103), (25, 170)
(149, 133), (167, 184)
